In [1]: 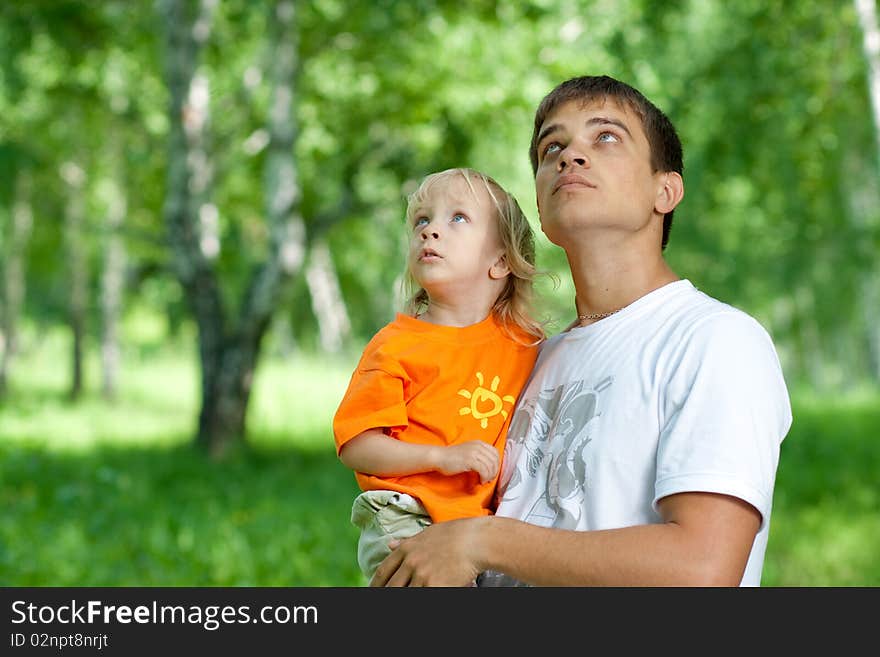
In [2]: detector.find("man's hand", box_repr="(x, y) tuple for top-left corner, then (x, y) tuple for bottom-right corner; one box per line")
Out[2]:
(436, 441), (499, 483)
(369, 517), (486, 587)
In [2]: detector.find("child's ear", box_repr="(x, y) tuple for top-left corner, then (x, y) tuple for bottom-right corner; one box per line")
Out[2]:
(489, 254), (510, 280)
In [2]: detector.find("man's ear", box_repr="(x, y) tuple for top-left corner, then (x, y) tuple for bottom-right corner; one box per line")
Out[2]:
(655, 171), (684, 215)
(489, 254), (511, 280)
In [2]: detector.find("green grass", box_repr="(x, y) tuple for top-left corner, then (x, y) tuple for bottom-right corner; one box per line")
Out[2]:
(1, 340), (367, 586)
(1, 339), (878, 586)
(763, 390), (880, 586)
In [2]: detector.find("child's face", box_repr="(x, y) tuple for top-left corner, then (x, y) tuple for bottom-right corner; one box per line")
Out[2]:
(407, 175), (507, 303)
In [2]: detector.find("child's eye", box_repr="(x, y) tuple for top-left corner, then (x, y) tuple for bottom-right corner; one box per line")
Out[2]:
(413, 217), (429, 228)
(451, 214), (468, 223)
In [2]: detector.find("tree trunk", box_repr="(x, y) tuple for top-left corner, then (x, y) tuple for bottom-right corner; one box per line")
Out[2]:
(794, 284), (825, 390)
(100, 164), (127, 401)
(204, 0), (307, 453)
(268, 314), (296, 359)
(160, 0), (228, 452)
(306, 239), (351, 353)
(0, 172), (33, 397)
(160, 0), (304, 456)
(197, 329), (263, 456)
(855, 0), (880, 383)
(856, 0), (880, 165)
(61, 162), (88, 401)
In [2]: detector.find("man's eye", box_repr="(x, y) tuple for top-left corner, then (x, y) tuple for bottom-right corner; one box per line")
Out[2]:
(597, 132), (619, 143)
(451, 214), (468, 223)
(543, 142), (562, 156)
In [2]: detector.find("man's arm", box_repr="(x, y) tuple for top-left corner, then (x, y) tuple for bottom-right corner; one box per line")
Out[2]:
(339, 430), (500, 482)
(370, 491), (760, 586)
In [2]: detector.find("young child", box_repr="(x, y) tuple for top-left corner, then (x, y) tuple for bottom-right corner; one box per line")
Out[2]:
(333, 167), (545, 582)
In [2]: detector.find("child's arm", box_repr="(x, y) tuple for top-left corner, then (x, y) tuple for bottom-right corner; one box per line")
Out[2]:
(339, 429), (499, 483)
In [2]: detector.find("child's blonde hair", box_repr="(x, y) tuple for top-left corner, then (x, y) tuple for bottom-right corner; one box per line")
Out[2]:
(402, 167), (545, 344)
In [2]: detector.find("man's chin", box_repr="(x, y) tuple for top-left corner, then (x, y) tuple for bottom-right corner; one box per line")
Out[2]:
(540, 215), (589, 245)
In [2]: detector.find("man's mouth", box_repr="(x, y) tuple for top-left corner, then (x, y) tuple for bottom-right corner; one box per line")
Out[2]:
(553, 175), (596, 194)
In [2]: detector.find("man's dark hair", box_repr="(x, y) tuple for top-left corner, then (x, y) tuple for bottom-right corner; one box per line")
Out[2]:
(529, 75), (683, 249)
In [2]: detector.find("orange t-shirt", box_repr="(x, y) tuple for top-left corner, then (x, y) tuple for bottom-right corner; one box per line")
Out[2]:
(333, 313), (540, 523)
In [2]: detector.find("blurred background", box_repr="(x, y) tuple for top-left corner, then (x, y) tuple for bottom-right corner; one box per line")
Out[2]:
(1, 0), (878, 586)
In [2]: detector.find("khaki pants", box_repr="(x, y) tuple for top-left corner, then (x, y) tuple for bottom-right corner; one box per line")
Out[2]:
(350, 490), (432, 582)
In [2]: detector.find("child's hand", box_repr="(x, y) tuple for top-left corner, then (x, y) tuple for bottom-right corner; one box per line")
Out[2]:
(436, 441), (499, 483)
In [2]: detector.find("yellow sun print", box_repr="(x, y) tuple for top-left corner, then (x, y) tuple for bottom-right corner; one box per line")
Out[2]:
(457, 372), (516, 429)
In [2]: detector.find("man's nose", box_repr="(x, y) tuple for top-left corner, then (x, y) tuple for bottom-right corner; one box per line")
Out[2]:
(558, 146), (589, 171)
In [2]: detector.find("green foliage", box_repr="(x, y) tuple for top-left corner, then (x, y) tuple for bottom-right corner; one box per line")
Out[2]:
(2, 0), (877, 386)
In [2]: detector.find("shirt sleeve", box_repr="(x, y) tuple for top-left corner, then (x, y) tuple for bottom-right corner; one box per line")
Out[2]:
(653, 311), (793, 530)
(332, 347), (411, 454)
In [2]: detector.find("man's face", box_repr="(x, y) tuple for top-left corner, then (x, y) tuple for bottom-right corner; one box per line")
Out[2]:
(533, 97), (663, 247)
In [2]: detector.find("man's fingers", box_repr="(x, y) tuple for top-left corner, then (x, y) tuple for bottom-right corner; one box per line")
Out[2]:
(370, 545), (403, 587)
(384, 563), (413, 587)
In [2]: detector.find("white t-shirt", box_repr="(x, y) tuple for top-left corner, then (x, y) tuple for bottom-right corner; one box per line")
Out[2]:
(484, 279), (792, 586)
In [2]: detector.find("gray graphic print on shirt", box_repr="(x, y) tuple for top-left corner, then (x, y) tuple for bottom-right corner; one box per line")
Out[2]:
(497, 376), (612, 530)
(479, 376), (612, 587)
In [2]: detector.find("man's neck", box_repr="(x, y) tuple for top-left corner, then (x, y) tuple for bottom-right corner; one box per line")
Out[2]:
(565, 241), (679, 321)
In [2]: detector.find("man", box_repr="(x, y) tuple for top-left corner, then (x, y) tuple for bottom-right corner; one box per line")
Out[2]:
(371, 75), (792, 587)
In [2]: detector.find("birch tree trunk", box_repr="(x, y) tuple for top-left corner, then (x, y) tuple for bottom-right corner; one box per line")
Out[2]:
(306, 240), (350, 353)
(856, 0), (880, 163)
(855, 0), (880, 382)
(61, 161), (88, 401)
(100, 163), (128, 401)
(0, 172), (33, 397)
(160, 0), (304, 456)
(793, 284), (826, 390)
